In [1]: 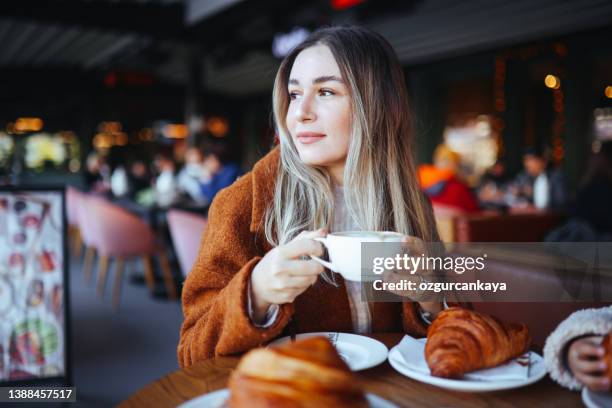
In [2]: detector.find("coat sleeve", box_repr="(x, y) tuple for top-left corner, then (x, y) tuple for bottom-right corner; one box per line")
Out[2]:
(177, 175), (293, 367)
(543, 306), (612, 390)
(402, 302), (431, 337)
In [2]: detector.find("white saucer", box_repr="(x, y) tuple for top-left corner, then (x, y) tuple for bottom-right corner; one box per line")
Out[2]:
(582, 387), (612, 408)
(268, 332), (389, 371)
(387, 343), (547, 392)
(178, 388), (398, 408)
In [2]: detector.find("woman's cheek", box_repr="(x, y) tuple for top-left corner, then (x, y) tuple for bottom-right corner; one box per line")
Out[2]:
(285, 115), (295, 135)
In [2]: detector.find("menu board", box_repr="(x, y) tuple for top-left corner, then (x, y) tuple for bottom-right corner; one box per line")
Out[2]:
(0, 189), (69, 385)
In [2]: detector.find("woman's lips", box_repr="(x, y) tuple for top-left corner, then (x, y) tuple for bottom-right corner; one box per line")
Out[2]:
(296, 132), (326, 144)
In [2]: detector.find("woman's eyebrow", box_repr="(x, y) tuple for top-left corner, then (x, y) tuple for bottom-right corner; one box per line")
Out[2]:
(288, 75), (344, 86)
(313, 75), (344, 84)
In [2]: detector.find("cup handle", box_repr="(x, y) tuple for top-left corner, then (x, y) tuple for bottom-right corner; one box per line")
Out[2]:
(310, 237), (337, 272)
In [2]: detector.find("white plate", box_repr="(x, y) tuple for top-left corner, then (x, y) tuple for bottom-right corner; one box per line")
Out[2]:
(268, 332), (389, 371)
(178, 388), (398, 408)
(582, 387), (612, 408)
(387, 344), (547, 392)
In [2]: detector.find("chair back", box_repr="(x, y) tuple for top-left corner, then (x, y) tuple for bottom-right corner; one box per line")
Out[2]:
(167, 209), (207, 277)
(76, 194), (100, 248)
(86, 198), (156, 257)
(433, 203), (466, 242)
(66, 186), (84, 226)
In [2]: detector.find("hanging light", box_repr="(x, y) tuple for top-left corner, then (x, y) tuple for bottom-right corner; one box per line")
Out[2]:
(14, 117), (44, 133)
(544, 75), (561, 89)
(331, 0), (365, 10)
(162, 124), (189, 139)
(206, 117), (229, 138)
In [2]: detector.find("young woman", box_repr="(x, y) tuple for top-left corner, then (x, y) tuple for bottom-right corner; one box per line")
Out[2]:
(178, 26), (443, 367)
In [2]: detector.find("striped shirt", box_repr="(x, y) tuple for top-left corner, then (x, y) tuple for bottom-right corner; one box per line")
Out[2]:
(331, 184), (372, 334)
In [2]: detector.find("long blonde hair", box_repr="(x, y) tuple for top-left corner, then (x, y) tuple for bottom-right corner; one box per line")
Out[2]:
(265, 26), (438, 248)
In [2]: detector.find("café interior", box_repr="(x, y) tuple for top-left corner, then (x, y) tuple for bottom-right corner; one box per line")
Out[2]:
(0, 0), (611, 406)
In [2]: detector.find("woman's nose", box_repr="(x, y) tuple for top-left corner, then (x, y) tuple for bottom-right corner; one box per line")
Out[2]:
(295, 94), (316, 123)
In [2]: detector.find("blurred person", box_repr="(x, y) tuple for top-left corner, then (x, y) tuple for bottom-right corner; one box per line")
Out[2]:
(84, 152), (110, 193)
(153, 151), (179, 207)
(418, 144), (479, 213)
(108, 146), (130, 197)
(84, 152), (102, 186)
(178, 26), (446, 365)
(512, 146), (567, 211)
(573, 141), (612, 235)
(128, 159), (152, 199)
(546, 141), (612, 241)
(481, 159), (509, 188)
(544, 306), (612, 392)
(177, 145), (208, 204)
(198, 141), (242, 204)
(477, 158), (510, 210)
(110, 165), (129, 197)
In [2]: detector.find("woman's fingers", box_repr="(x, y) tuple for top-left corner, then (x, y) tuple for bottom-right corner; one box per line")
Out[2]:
(569, 337), (609, 391)
(575, 372), (610, 392)
(400, 235), (438, 278)
(573, 357), (607, 374)
(284, 259), (325, 276)
(295, 228), (327, 240)
(574, 341), (605, 359)
(252, 229), (328, 305)
(280, 230), (326, 259)
(401, 235), (426, 254)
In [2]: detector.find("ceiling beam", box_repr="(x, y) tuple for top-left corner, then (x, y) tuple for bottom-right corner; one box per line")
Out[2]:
(0, 0), (186, 40)
(185, 0), (244, 26)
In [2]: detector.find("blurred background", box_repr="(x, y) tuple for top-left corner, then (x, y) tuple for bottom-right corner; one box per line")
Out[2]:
(0, 0), (611, 406)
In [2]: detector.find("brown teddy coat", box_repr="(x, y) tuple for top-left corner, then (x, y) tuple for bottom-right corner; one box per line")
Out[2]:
(177, 146), (431, 367)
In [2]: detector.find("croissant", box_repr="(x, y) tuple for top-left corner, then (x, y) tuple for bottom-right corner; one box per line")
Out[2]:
(227, 336), (368, 408)
(425, 307), (531, 378)
(603, 332), (612, 388)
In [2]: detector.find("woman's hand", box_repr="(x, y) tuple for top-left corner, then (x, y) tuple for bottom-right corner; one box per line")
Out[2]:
(402, 235), (444, 319)
(567, 336), (609, 392)
(381, 235), (443, 319)
(250, 228), (327, 322)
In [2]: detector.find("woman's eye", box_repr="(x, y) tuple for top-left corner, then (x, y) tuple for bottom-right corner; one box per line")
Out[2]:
(320, 89), (335, 96)
(289, 91), (301, 100)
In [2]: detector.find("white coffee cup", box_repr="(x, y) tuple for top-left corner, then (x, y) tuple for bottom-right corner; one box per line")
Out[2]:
(310, 231), (404, 282)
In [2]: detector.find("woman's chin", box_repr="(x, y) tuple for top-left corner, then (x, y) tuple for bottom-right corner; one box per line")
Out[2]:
(298, 153), (333, 168)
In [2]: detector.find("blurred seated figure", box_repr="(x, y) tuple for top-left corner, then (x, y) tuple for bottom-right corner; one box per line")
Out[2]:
(153, 150), (179, 207)
(477, 159), (511, 210)
(574, 141), (612, 235)
(510, 146), (567, 211)
(107, 145), (130, 198)
(84, 152), (110, 193)
(546, 141), (612, 241)
(418, 144), (479, 213)
(110, 165), (129, 197)
(199, 141), (242, 204)
(177, 145), (208, 205)
(128, 159), (152, 200)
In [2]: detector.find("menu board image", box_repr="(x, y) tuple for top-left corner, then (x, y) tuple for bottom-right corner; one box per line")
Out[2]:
(0, 189), (69, 385)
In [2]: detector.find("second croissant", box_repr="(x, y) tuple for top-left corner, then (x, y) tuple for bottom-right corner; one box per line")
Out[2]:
(425, 307), (531, 378)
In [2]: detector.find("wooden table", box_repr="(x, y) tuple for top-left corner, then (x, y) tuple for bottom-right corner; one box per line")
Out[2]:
(120, 333), (583, 408)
